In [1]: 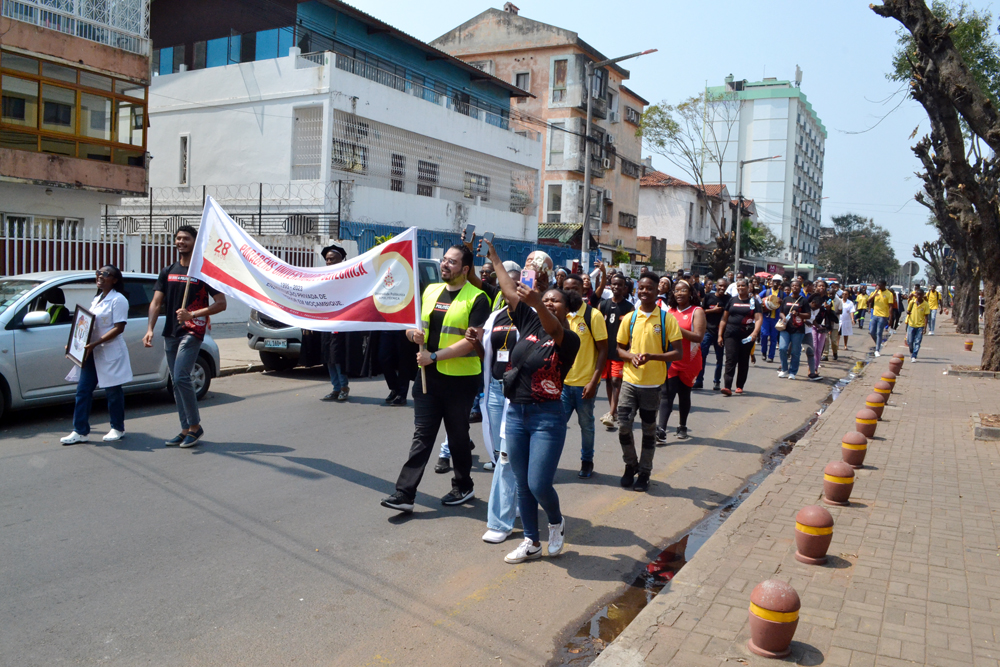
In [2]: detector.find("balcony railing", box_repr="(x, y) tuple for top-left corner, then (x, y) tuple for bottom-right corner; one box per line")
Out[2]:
(2, 0), (149, 55)
(303, 50), (537, 140)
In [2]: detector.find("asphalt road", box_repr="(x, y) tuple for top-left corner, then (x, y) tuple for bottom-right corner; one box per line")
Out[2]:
(0, 352), (845, 666)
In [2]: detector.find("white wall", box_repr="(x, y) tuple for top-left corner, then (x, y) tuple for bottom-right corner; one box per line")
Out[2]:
(0, 182), (117, 233)
(638, 185), (708, 270)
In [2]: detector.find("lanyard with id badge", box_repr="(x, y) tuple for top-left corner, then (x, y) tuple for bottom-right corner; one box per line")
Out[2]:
(496, 310), (514, 364)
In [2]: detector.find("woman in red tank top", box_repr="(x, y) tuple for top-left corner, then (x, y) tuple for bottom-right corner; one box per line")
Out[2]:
(656, 281), (706, 440)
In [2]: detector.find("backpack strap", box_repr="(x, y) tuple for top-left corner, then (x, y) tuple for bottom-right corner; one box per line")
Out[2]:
(627, 309), (669, 353)
(581, 304), (593, 339)
(628, 310), (639, 350)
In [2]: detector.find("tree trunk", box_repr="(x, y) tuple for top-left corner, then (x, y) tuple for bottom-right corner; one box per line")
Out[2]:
(982, 278), (1000, 370)
(954, 277), (980, 335)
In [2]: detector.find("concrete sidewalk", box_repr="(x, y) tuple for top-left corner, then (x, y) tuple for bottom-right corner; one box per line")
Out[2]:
(594, 323), (1000, 667)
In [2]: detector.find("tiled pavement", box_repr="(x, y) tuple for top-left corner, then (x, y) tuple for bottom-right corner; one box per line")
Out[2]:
(593, 322), (1000, 667)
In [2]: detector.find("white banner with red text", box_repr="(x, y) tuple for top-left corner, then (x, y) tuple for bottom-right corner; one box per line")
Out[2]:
(188, 197), (420, 332)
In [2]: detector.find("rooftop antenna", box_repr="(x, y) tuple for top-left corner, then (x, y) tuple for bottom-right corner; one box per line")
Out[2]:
(794, 65), (803, 88)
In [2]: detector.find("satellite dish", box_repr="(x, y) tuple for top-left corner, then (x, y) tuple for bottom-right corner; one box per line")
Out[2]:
(902, 261), (919, 277)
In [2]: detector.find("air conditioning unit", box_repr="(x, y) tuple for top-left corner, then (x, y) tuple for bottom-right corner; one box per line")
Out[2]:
(605, 133), (615, 145)
(609, 111), (620, 123)
(602, 158), (611, 169)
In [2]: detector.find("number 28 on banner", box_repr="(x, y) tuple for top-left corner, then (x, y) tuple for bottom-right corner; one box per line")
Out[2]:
(214, 240), (232, 257)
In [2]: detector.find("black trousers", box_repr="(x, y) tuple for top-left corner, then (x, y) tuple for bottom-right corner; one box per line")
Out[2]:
(723, 335), (753, 390)
(379, 331), (414, 397)
(658, 376), (692, 430)
(394, 376), (477, 501)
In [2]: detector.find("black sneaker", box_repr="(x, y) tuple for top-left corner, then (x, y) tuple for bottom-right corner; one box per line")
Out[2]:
(620, 464), (637, 488)
(676, 426), (689, 440)
(692, 382), (704, 390)
(434, 457), (451, 474)
(579, 460), (594, 478)
(180, 427), (204, 448)
(321, 391), (338, 402)
(808, 373), (822, 382)
(634, 473), (650, 493)
(655, 428), (668, 446)
(380, 492), (414, 513)
(164, 432), (185, 447)
(389, 395), (407, 407)
(335, 387), (350, 402)
(384, 391), (398, 405)
(713, 382), (721, 391)
(442, 488), (475, 506)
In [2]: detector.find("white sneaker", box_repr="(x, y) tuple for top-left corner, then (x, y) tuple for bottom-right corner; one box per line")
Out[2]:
(600, 412), (615, 428)
(482, 528), (511, 544)
(874, 350), (881, 357)
(547, 518), (566, 557)
(777, 371), (788, 378)
(103, 429), (125, 442)
(60, 431), (88, 445)
(788, 374), (797, 381)
(504, 537), (542, 564)
(911, 357), (917, 363)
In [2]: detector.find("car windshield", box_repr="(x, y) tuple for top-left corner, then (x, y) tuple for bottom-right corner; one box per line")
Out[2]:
(0, 279), (41, 317)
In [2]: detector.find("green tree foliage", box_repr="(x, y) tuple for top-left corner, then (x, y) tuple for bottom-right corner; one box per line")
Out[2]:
(817, 214), (899, 283)
(889, 1), (1000, 103)
(740, 219), (785, 258)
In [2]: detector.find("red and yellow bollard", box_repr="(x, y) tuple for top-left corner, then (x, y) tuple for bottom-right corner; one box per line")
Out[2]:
(888, 357), (903, 375)
(841, 431), (868, 468)
(823, 460), (856, 506)
(880, 370), (897, 389)
(865, 393), (886, 420)
(874, 380), (892, 398)
(794, 505), (835, 565)
(747, 579), (801, 658)
(855, 408), (878, 439)
(965, 339), (975, 351)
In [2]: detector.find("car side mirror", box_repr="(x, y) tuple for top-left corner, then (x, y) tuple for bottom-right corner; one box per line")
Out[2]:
(22, 311), (51, 327)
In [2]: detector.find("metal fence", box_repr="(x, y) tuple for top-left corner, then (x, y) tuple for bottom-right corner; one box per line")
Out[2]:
(1, 0), (150, 55)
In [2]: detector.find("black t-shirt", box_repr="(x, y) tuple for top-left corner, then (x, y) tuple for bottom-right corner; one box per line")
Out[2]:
(724, 296), (761, 338)
(781, 294), (808, 334)
(480, 281), (502, 307)
(154, 262), (220, 340)
(809, 294), (835, 332)
(489, 308), (516, 378)
(506, 301), (580, 404)
(703, 293), (729, 330)
(586, 291), (602, 308)
(599, 297), (635, 362)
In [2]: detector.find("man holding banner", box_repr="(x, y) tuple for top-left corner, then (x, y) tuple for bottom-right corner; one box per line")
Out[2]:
(382, 244), (489, 513)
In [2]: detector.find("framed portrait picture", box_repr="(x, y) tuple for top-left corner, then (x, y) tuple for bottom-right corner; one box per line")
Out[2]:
(66, 306), (95, 368)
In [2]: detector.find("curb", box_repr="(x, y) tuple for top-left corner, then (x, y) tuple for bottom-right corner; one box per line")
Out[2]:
(973, 412), (1000, 440)
(218, 363), (265, 378)
(946, 364), (999, 379)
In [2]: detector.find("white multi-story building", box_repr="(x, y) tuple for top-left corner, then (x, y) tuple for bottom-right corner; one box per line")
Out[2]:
(705, 71), (826, 267)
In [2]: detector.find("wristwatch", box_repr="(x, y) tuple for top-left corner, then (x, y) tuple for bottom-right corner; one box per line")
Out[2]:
(430, 352), (438, 362)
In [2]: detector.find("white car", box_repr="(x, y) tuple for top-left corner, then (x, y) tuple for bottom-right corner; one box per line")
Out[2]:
(0, 271), (220, 421)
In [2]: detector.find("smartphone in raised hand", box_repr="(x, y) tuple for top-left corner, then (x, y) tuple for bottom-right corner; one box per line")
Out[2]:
(463, 223), (476, 241)
(521, 269), (536, 289)
(477, 232), (494, 258)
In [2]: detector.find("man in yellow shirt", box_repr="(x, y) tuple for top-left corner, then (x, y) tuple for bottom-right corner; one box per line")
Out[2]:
(855, 287), (869, 328)
(561, 274), (609, 479)
(616, 272), (683, 493)
(868, 279), (895, 357)
(926, 284), (940, 335)
(906, 287), (931, 362)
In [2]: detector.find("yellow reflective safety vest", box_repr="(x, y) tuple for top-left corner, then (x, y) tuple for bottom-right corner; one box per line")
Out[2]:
(421, 281), (484, 376)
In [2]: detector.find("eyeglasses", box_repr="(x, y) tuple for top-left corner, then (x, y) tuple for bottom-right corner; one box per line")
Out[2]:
(96, 270), (112, 278)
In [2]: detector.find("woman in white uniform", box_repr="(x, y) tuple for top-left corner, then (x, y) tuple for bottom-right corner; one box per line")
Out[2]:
(61, 265), (133, 444)
(839, 293), (856, 350)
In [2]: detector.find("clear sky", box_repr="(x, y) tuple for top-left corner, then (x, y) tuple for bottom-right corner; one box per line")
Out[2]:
(351, 0), (993, 277)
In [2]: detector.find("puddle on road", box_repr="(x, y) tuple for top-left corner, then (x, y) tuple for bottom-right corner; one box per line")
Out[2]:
(551, 357), (872, 666)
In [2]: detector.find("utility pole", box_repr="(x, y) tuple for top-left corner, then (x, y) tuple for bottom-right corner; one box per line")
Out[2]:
(734, 155), (780, 276)
(581, 48), (657, 267)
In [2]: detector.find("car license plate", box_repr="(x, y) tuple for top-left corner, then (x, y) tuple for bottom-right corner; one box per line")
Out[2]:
(264, 338), (288, 350)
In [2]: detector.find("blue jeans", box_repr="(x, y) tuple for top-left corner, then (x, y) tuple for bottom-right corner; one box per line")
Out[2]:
(164, 334), (202, 430)
(928, 309), (937, 333)
(779, 331), (804, 376)
(505, 401), (566, 542)
(327, 363), (349, 391)
(907, 325), (924, 358)
(561, 385), (596, 462)
(869, 316), (888, 352)
(697, 330), (724, 385)
(486, 380), (517, 533)
(760, 317), (779, 360)
(73, 353), (125, 435)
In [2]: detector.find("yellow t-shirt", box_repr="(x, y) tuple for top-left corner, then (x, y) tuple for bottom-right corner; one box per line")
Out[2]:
(564, 306), (609, 387)
(906, 299), (931, 328)
(927, 290), (939, 310)
(871, 289), (895, 318)
(616, 307), (683, 387)
(856, 293), (868, 310)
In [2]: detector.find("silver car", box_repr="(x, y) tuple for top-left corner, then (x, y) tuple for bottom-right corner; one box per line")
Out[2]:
(0, 271), (220, 421)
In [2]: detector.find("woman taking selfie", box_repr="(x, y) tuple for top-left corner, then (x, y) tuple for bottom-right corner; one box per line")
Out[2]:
(483, 239), (581, 564)
(61, 265), (133, 444)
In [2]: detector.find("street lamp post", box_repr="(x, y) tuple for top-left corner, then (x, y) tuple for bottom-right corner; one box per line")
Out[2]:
(734, 155), (780, 276)
(580, 48), (657, 267)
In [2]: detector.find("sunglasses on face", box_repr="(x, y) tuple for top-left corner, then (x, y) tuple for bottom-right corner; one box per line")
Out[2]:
(96, 270), (113, 278)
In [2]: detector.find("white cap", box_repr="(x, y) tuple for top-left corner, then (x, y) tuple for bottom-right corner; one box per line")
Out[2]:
(502, 260), (522, 272)
(772, 274), (784, 281)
